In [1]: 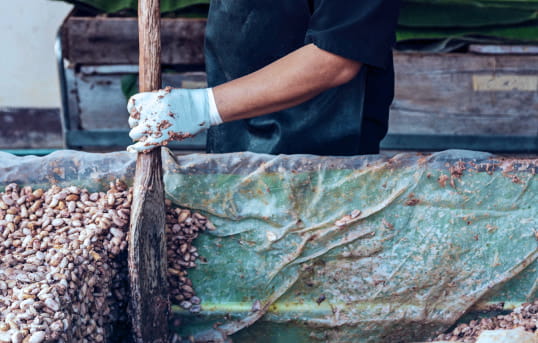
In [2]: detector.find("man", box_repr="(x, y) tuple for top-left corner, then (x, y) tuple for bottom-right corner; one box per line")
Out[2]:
(128, 1), (401, 156)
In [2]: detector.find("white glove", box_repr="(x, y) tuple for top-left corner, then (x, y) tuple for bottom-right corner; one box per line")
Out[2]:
(127, 87), (222, 153)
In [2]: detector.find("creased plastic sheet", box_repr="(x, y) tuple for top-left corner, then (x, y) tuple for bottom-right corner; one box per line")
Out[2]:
(0, 149), (536, 343)
(162, 149), (538, 343)
(0, 150), (135, 192)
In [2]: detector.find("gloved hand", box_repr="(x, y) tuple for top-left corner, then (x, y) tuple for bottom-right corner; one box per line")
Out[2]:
(127, 87), (222, 153)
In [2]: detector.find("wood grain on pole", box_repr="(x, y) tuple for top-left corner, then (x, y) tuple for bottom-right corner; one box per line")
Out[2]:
(128, 0), (169, 342)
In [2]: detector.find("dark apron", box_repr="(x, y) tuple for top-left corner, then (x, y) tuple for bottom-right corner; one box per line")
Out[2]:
(205, 0), (395, 155)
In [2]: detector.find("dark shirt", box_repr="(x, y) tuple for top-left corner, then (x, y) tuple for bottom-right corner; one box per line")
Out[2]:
(205, 0), (401, 155)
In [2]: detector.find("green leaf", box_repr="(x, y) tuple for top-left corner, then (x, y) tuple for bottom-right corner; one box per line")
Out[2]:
(399, 2), (538, 28)
(120, 74), (139, 101)
(403, 0), (538, 11)
(397, 20), (538, 42)
(76, 0), (136, 13)
(49, 0), (209, 14)
(160, 0), (209, 13)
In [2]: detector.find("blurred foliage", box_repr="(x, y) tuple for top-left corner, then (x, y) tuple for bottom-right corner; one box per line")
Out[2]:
(397, 20), (538, 41)
(52, 0), (538, 49)
(399, 2), (538, 27)
(397, 0), (538, 47)
(50, 0), (209, 16)
(120, 74), (138, 101)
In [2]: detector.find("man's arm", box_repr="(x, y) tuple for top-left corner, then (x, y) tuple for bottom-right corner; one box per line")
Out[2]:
(214, 43), (362, 122)
(127, 44), (361, 152)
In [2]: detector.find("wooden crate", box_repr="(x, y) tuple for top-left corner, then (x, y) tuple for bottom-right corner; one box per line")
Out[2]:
(385, 50), (538, 152)
(59, 11), (207, 151)
(59, 11), (538, 152)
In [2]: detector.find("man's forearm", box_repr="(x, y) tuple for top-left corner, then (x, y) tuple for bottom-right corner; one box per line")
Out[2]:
(213, 43), (362, 122)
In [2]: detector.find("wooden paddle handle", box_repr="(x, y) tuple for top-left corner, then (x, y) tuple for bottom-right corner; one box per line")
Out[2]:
(128, 0), (169, 342)
(138, 0), (161, 93)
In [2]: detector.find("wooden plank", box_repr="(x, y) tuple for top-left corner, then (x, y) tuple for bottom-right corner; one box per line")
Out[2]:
(394, 52), (538, 73)
(128, 0), (169, 342)
(381, 134), (538, 153)
(469, 44), (538, 55)
(77, 73), (129, 130)
(472, 74), (537, 92)
(0, 108), (63, 149)
(65, 130), (206, 150)
(388, 108), (538, 136)
(63, 60), (81, 131)
(61, 14), (206, 65)
(390, 52), (538, 136)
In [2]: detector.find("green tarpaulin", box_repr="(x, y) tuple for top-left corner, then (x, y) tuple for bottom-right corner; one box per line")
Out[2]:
(0, 149), (536, 342)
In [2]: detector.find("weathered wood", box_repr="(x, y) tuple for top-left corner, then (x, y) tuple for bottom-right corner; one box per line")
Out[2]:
(389, 52), (538, 136)
(394, 52), (538, 72)
(388, 108), (538, 135)
(469, 44), (538, 55)
(128, 0), (169, 342)
(0, 108), (63, 149)
(61, 13), (206, 65)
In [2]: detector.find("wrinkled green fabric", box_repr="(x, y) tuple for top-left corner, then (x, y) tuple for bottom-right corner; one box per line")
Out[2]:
(161, 150), (537, 342)
(0, 150), (536, 343)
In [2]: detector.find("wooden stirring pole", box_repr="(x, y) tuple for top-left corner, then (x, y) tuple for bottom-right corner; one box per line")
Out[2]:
(128, 0), (169, 342)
